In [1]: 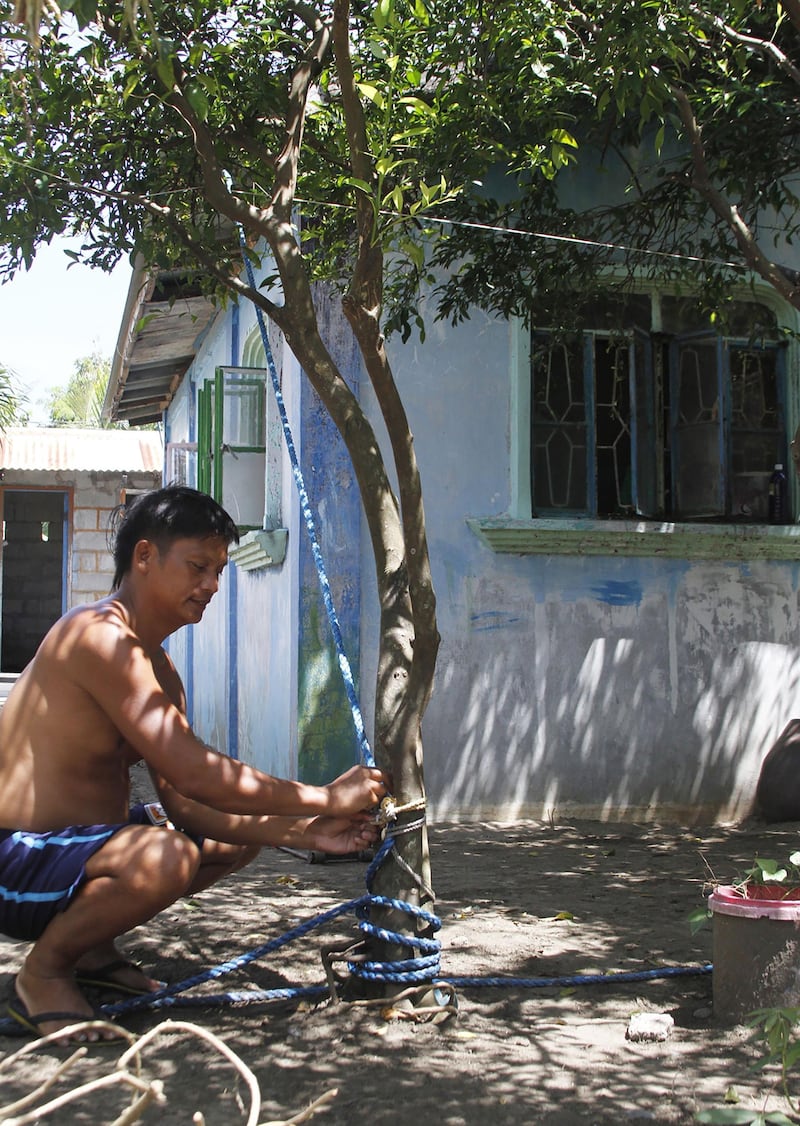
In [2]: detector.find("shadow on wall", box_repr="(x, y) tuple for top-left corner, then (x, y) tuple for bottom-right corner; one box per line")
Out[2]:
(427, 574), (800, 824)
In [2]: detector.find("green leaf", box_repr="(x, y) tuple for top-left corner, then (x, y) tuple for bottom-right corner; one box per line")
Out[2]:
(412, 0), (429, 25)
(356, 83), (385, 110)
(755, 859), (788, 883)
(339, 175), (374, 196)
(689, 906), (711, 935)
(68, 0), (99, 28)
(134, 313), (159, 334)
(375, 156), (413, 176)
(155, 58), (175, 90)
(549, 128), (578, 148)
(122, 71), (141, 102)
(399, 96), (435, 117)
(184, 80), (210, 122)
(374, 0), (392, 31)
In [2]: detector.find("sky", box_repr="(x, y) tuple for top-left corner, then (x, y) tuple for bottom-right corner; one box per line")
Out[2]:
(0, 236), (133, 424)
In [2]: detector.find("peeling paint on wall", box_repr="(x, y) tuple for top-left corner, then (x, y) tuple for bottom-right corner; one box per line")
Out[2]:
(589, 579), (642, 607)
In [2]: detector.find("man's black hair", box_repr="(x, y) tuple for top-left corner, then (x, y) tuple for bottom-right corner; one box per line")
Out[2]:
(110, 486), (240, 590)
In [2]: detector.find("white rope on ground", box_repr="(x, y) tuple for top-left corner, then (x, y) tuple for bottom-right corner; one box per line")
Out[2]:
(0, 1018), (338, 1126)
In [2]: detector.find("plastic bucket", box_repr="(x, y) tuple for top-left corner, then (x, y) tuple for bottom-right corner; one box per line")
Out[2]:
(709, 885), (800, 1024)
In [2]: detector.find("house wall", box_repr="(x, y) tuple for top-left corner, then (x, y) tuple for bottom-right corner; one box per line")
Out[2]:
(162, 281), (368, 782)
(165, 303), (305, 777)
(160, 252), (800, 824)
(357, 307), (800, 824)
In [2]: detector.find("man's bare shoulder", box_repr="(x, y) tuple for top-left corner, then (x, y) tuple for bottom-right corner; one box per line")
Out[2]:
(41, 597), (141, 659)
(33, 597), (157, 706)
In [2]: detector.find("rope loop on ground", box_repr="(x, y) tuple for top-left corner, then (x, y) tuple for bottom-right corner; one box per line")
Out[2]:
(350, 837), (443, 985)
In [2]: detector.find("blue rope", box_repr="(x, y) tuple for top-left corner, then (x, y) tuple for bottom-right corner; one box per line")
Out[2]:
(0, 961), (713, 1035)
(443, 965), (713, 989)
(99, 895), (369, 1018)
(239, 232), (374, 770)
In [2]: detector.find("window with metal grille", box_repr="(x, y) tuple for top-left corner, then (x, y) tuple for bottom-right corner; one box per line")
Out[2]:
(531, 297), (786, 521)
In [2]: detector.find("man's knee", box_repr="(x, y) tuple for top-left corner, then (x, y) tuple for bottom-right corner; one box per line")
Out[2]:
(88, 826), (201, 898)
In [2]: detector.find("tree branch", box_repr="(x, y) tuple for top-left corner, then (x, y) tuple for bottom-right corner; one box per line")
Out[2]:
(672, 84), (800, 308)
(688, 4), (800, 87)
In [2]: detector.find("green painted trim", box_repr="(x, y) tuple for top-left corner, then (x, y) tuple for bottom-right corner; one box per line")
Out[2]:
(467, 516), (800, 561)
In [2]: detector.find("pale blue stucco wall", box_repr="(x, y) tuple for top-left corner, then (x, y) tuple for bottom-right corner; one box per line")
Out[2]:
(160, 244), (800, 823)
(163, 297), (300, 778)
(357, 302), (800, 823)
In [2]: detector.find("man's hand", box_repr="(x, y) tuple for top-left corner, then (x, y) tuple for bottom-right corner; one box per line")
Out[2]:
(309, 814), (380, 855)
(325, 765), (388, 817)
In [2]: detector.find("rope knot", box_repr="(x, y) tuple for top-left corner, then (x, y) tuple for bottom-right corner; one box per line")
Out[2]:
(374, 794), (427, 828)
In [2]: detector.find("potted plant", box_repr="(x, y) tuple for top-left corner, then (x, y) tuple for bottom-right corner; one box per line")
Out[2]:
(731, 855), (800, 901)
(706, 852), (800, 1025)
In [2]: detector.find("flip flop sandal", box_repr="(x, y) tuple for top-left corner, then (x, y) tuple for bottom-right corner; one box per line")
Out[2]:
(6, 984), (109, 1041)
(75, 958), (166, 997)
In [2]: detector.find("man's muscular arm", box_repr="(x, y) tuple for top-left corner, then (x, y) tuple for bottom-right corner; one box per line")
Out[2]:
(76, 606), (386, 817)
(150, 771), (380, 854)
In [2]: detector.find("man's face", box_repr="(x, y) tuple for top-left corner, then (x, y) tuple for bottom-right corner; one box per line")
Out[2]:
(151, 535), (229, 626)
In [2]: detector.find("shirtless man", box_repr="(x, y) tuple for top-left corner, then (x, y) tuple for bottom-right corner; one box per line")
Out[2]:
(0, 485), (387, 1042)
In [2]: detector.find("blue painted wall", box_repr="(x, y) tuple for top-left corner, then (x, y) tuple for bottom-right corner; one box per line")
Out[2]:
(296, 286), (364, 785)
(160, 241), (800, 823)
(355, 300), (800, 823)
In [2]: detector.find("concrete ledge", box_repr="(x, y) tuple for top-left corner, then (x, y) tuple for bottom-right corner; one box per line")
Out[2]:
(229, 528), (288, 571)
(467, 516), (800, 561)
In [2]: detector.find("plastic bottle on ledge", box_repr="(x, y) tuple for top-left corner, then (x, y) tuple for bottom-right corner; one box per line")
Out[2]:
(768, 463), (788, 524)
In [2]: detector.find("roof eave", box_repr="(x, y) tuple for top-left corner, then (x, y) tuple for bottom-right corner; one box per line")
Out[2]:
(103, 258), (219, 426)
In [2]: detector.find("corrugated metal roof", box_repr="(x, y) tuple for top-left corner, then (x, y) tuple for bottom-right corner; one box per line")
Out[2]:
(0, 427), (163, 473)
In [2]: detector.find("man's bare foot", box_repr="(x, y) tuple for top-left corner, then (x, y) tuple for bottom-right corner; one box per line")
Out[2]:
(74, 942), (164, 995)
(9, 967), (120, 1044)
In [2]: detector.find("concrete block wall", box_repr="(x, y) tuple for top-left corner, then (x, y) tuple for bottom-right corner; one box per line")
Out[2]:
(68, 476), (162, 605)
(71, 485), (121, 605)
(0, 468), (163, 626)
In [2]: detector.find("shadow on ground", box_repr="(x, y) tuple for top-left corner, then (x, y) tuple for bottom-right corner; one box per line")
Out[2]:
(0, 816), (796, 1125)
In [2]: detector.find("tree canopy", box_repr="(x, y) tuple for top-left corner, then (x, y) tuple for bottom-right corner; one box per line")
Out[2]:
(426, 1), (800, 331)
(45, 350), (116, 427)
(0, 363), (28, 429)
(2, 2), (798, 335)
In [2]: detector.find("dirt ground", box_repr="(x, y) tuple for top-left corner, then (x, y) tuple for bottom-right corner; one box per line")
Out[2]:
(2, 796), (800, 1126)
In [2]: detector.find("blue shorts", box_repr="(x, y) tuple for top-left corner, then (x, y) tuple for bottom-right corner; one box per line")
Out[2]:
(0, 804), (203, 942)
